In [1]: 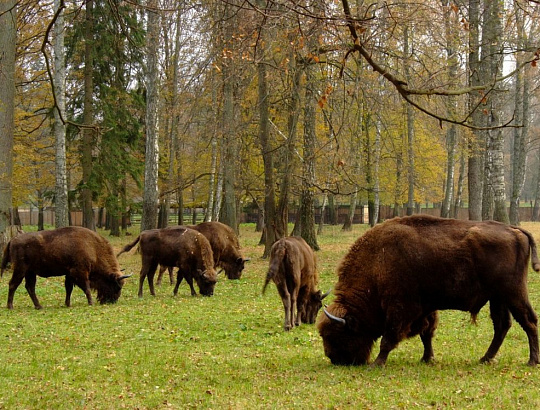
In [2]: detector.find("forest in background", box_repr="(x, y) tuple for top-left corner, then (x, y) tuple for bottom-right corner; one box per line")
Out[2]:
(0, 0), (539, 255)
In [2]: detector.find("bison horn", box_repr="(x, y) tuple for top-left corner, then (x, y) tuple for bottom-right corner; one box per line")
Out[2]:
(320, 289), (332, 300)
(323, 308), (346, 325)
(119, 274), (132, 280)
(216, 268), (224, 276)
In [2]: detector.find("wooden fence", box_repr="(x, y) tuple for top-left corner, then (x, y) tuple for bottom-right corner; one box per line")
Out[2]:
(14, 205), (540, 228)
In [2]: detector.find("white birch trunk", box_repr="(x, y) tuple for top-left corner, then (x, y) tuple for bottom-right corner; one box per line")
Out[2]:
(54, 0), (69, 228)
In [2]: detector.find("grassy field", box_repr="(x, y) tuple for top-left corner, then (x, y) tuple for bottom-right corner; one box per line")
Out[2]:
(1, 222), (540, 409)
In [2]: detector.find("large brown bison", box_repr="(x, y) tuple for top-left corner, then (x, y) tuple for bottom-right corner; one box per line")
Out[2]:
(318, 215), (540, 367)
(263, 236), (327, 331)
(157, 221), (248, 285)
(117, 226), (217, 297)
(0, 227), (130, 309)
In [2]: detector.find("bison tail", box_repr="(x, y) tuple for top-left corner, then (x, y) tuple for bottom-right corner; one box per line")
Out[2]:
(519, 228), (540, 272)
(117, 235), (141, 257)
(262, 243), (287, 295)
(0, 241), (11, 277)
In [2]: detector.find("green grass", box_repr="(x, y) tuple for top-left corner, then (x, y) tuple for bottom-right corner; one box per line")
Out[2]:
(1, 222), (540, 408)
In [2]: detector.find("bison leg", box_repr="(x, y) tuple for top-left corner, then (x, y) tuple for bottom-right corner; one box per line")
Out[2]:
(174, 270), (196, 296)
(156, 265), (165, 286)
(418, 312), (438, 363)
(138, 261), (158, 298)
(168, 267), (175, 285)
(507, 300), (539, 366)
(7, 270), (25, 309)
(23, 274), (43, 310)
(480, 301), (512, 364)
(373, 307), (422, 366)
(173, 270), (184, 296)
(65, 276), (74, 307)
(276, 285), (293, 331)
(157, 265), (173, 286)
(186, 276), (197, 296)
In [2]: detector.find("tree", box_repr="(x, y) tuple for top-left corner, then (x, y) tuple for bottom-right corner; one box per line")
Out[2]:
(53, 0), (69, 228)
(509, 1), (534, 225)
(0, 0), (17, 245)
(81, 0), (96, 230)
(141, 0), (160, 232)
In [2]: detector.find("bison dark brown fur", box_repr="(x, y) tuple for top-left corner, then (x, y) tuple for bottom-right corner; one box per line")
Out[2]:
(157, 222), (248, 284)
(117, 226), (217, 297)
(263, 236), (326, 331)
(317, 215), (540, 367)
(0, 227), (129, 309)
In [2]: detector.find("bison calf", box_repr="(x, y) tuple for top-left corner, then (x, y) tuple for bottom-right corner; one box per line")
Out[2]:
(117, 226), (217, 297)
(263, 236), (327, 331)
(0, 227), (130, 309)
(318, 215), (540, 367)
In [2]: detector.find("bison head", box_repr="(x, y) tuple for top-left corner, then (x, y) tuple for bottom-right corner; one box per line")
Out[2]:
(96, 274), (130, 304)
(195, 269), (217, 296)
(317, 306), (374, 366)
(222, 257), (250, 280)
(301, 290), (330, 324)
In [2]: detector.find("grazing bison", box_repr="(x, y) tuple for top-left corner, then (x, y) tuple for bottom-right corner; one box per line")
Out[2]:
(0, 227), (130, 309)
(318, 215), (540, 367)
(263, 236), (327, 331)
(157, 221), (248, 284)
(117, 226), (217, 297)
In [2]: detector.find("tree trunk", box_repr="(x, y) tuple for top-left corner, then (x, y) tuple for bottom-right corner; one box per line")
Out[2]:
(318, 194), (328, 235)
(453, 150), (466, 219)
(141, 0), (160, 232)
(53, 0), (69, 228)
(0, 0), (16, 245)
(81, 0), (95, 230)
(276, 58), (302, 238)
(440, 0), (459, 219)
(467, 0), (483, 221)
(404, 25), (415, 217)
(509, 5), (531, 226)
(484, 0), (508, 224)
(257, 40), (277, 258)
(218, 3), (238, 233)
(342, 187), (357, 231)
(298, 59), (319, 251)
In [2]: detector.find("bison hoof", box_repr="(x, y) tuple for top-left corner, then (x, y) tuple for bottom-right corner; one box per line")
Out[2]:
(527, 359), (539, 367)
(479, 356), (493, 364)
(34, 305), (43, 310)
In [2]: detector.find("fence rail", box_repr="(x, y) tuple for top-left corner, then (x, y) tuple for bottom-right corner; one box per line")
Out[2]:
(15, 205), (540, 228)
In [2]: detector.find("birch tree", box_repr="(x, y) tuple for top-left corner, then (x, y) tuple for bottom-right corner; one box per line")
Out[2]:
(53, 0), (69, 228)
(0, 0), (17, 244)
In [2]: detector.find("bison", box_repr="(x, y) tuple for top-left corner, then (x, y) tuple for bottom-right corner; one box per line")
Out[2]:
(0, 227), (130, 309)
(318, 215), (540, 367)
(117, 226), (217, 297)
(157, 221), (248, 285)
(263, 236), (327, 331)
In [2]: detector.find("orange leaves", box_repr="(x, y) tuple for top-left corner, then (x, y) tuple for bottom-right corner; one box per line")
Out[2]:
(318, 85), (333, 109)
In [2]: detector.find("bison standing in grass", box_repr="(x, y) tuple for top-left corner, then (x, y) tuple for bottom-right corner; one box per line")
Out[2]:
(318, 215), (540, 367)
(0, 227), (130, 309)
(118, 226), (217, 297)
(157, 221), (249, 285)
(263, 236), (327, 331)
